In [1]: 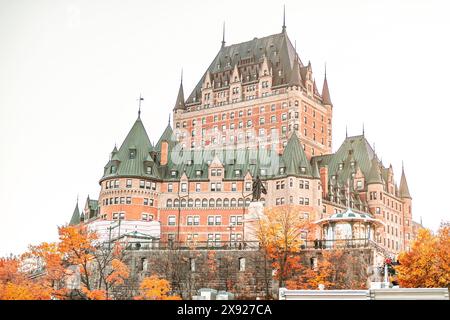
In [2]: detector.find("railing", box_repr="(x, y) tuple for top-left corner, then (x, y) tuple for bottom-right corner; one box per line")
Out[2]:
(122, 238), (375, 251)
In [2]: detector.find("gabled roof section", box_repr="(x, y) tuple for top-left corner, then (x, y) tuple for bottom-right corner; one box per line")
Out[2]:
(282, 132), (312, 176)
(155, 122), (175, 151)
(399, 166), (412, 199)
(313, 135), (375, 183)
(186, 31), (300, 104)
(69, 202), (80, 226)
(102, 117), (153, 180)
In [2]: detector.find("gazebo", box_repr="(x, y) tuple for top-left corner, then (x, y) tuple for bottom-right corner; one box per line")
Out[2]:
(315, 208), (385, 248)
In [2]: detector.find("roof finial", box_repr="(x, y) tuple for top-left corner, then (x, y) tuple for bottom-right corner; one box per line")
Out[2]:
(282, 5), (286, 33)
(137, 93), (144, 118)
(181, 68), (183, 84)
(346, 125), (348, 138)
(168, 114), (171, 126)
(362, 123), (365, 136)
(402, 160), (404, 172)
(324, 62), (327, 79)
(221, 21), (226, 47)
(76, 194), (79, 205)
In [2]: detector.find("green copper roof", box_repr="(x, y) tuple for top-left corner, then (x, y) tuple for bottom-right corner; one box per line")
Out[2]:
(69, 202), (80, 226)
(101, 117), (153, 181)
(186, 31), (299, 104)
(282, 132), (313, 177)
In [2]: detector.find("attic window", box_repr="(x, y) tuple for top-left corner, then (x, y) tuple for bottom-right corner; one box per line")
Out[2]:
(195, 170), (202, 176)
(110, 165), (116, 174)
(350, 161), (355, 167)
(260, 168), (267, 176)
(146, 166), (152, 174)
(279, 167), (285, 174)
(300, 167), (306, 174)
(129, 149), (136, 159)
(339, 163), (343, 170)
(235, 169), (241, 177)
(187, 159), (193, 166)
(171, 170), (177, 177)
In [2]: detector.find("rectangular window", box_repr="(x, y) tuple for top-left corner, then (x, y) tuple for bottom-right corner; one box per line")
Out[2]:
(231, 182), (237, 191)
(196, 183), (201, 192)
(168, 216), (176, 226)
(245, 182), (252, 192)
(126, 197), (131, 204)
(181, 182), (187, 192)
(126, 179), (132, 188)
(193, 216), (200, 226)
(215, 216), (221, 225)
(139, 180), (145, 189)
(208, 216), (214, 226)
(187, 216), (193, 226)
(168, 183), (173, 192)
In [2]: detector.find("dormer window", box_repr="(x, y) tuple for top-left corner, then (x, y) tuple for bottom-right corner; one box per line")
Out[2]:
(187, 159), (193, 166)
(332, 175), (337, 180)
(300, 167), (306, 174)
(350, 161), (355, 167)
(235, 169), (241, 177)
(146, 166), (152, 175)
(195, 170), (202, 177)
(111, 165), (116, 174)
(171, 170), (177, 177)
(279, 167), (285, 174)
(260, 169), (266, 176)
(338, 163), (343, 170)
(129, 149), (136, 159)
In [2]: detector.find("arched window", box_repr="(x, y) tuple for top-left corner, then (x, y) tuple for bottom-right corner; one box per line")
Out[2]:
(216, 198), (222, 207)
(202, 199), (208, 207)
(188, 199), (194, 207)
(181, 198), (187, 207)
(209, 199), (215, 207)
(174, 199), (179, 207)
(230, 198), (237, 207)
(245, 198), (250, 207)
(166, 199), (172, 208)
(223, 198), (229, 207)
(195, 199), (201, 207)
(238, 198), (244, 207)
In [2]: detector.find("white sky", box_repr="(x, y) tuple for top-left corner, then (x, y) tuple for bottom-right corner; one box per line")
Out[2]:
(1, 0), (449, 256)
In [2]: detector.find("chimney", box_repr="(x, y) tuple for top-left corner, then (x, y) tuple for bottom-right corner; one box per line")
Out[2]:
(320, 166), (328, 198)
(161, 141), (168, 166)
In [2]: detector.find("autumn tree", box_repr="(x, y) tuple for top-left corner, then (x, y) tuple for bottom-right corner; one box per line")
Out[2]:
(255, 205), (316, 288)
(57, 225), (129, 299)
(0, 256), (52, 300)
(285, 250), (369, 290)
(396, 227), (450, 288)
(134, 275), (181, 300)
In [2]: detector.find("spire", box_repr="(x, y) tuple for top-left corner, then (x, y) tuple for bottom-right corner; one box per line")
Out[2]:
(173, 69), (186, 111)
(69, 201), (81, 226)
(399, 162), (412, 199)
(322, 64), (332, 106)
(282, 5), (286, 33)
(221, 22), (226, 47)
(168, 114), (171, 126)
(137, 94), (144, 118)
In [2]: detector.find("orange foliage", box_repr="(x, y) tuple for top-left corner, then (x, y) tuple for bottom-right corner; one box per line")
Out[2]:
(0, 257), (52, 300)
(396, 227), (450, 288)
(255, 205), (316, 287)
(106, 259), (129, 286)
(134, 275), (181, 300)
(285, 250), (368, 290)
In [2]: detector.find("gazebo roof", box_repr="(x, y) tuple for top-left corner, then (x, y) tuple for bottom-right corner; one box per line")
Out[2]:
(315, 208), (385, 227)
